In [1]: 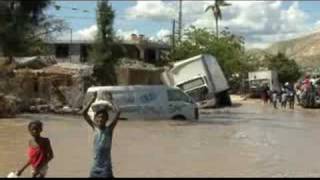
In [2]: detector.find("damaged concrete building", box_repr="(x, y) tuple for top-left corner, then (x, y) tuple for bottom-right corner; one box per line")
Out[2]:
(45, 34), (170, 64)
(44, 34), (170, 86)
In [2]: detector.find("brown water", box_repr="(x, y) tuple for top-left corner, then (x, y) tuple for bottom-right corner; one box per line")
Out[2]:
(1, 100), (320, 177)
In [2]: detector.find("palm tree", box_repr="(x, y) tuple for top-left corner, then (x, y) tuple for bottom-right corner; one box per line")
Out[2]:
(205, 0), (231, 38)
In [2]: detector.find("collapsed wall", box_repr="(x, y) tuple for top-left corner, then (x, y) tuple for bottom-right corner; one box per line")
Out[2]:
(0, 58), (94, 116)
(116, 58), (164, 85)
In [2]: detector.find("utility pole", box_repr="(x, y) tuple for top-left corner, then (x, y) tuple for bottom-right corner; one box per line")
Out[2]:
(70, 28), (72, 44)
(178, 0), (182, 41)
(171, 19), (176, 51)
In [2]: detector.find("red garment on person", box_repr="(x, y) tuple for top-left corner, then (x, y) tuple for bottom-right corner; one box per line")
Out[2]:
(28, 145), (47, 169)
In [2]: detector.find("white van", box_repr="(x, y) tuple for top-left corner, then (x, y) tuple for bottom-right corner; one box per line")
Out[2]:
(85, 85), (199, 120)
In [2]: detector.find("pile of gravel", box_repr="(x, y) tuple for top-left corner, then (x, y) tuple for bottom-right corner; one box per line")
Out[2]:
(117, 58), (159, 70)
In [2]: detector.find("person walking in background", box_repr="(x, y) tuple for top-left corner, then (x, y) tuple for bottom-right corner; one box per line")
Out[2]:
(281, 90), (288, 109)
(267, 87), (272, 104)
(261, 84), (270, 104)
(286, 82), (295, 109)
(272, 90), (278, 109)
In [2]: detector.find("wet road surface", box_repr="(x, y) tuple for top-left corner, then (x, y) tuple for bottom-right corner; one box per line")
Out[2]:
(1, 99), (320, 177)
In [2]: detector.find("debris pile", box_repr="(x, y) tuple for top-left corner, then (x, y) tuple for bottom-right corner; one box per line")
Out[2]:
(117, 58), (159, 70)
(14, 56), (57, 69)
(0, 93), (21, 118)
(0, 57), (94, 117)
(116, 58), (164, 85)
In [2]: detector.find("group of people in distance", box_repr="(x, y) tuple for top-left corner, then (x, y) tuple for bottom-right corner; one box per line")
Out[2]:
(14, 91), (120, 178)
(261, 82), (296, 109)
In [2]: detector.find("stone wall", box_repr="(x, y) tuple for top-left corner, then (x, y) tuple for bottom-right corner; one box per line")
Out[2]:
(116, 67), (164, 85)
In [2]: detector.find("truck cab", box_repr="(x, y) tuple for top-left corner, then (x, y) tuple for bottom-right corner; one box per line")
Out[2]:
(176, 75), (210, 102)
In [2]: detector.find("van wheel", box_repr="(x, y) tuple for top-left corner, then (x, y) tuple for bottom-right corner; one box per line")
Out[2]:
(172, 115), (187, 121)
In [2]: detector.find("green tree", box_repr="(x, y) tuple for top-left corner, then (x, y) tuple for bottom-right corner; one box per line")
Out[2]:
(0, 0), (65, 59)
(89, 0), (123, 85)
(263, 52), (302, 83)
(205, 0), (231, 37)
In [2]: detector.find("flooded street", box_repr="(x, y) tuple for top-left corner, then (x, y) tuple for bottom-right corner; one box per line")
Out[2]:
(1, 98), (320, 177)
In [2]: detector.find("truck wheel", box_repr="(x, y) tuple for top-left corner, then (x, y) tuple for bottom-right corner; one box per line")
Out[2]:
(172, 115), (187, 121)
(216, 91), (232, 107)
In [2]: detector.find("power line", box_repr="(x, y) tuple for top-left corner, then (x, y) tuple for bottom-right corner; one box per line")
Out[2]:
(52, 15), (96, 20)
(53, 4), (94, 13)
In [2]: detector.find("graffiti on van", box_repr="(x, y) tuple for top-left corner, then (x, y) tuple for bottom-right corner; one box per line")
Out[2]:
(169, 104), (187, 113)
(139, 92), (158, 104)
(114, 94), (135, 104)
(141, 105), (162, 115)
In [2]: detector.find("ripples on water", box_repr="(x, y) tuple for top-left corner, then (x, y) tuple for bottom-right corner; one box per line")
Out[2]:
(1, 102), (320, 177)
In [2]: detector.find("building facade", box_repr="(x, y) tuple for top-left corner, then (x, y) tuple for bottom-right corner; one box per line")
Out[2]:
(45, 34), (171, 64)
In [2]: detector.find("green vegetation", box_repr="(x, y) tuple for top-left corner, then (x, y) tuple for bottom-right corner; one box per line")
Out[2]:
(0, 0), (65, 59)
(263, 52), (302, 83)
(89, 0), (123, 85)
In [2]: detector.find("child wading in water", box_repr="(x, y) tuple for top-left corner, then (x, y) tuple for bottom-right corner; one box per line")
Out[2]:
(17, 120), (54, 178)
(81, 91), (121, 178)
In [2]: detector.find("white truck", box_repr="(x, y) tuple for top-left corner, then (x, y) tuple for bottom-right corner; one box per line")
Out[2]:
(161, 54), (231, 108)
(248, 70), (280, 96)
(85, 85), (199, 121)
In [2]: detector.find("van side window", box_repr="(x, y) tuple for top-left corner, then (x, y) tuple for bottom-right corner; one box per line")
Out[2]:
(168, 89), (190, 102)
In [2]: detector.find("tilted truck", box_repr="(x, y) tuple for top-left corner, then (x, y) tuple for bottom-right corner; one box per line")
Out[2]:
(161, 54), (231, 108)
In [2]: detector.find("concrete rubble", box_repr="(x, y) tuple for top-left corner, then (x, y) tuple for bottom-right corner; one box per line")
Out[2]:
(0, 93), (21, 118)
(0, 56), (94, 117)
(117, 58), (159, 70)
(14, 56), (57, 69)
(116, 58), (164, 85)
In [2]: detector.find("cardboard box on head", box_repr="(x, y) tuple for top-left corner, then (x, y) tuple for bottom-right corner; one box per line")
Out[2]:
(88, 90), (115, 121)
(92, 91), (114, 112)
(91, 100), (113, 113)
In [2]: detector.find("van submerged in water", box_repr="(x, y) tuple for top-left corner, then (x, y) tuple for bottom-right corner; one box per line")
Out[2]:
(85, 85), (199, 121)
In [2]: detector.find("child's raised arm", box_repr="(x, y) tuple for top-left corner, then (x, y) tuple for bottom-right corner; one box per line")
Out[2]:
(108, 103), (121, 131)
(81, 92), (97, 130)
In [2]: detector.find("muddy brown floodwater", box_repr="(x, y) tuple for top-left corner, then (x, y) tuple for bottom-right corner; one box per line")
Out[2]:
(1, 99), (320, 177)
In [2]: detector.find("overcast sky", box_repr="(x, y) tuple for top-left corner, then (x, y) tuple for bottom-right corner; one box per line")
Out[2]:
(47, 0), (320, 49)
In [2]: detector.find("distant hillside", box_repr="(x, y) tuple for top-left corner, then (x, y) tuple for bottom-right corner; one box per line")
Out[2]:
(265, 31), (320, 70)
